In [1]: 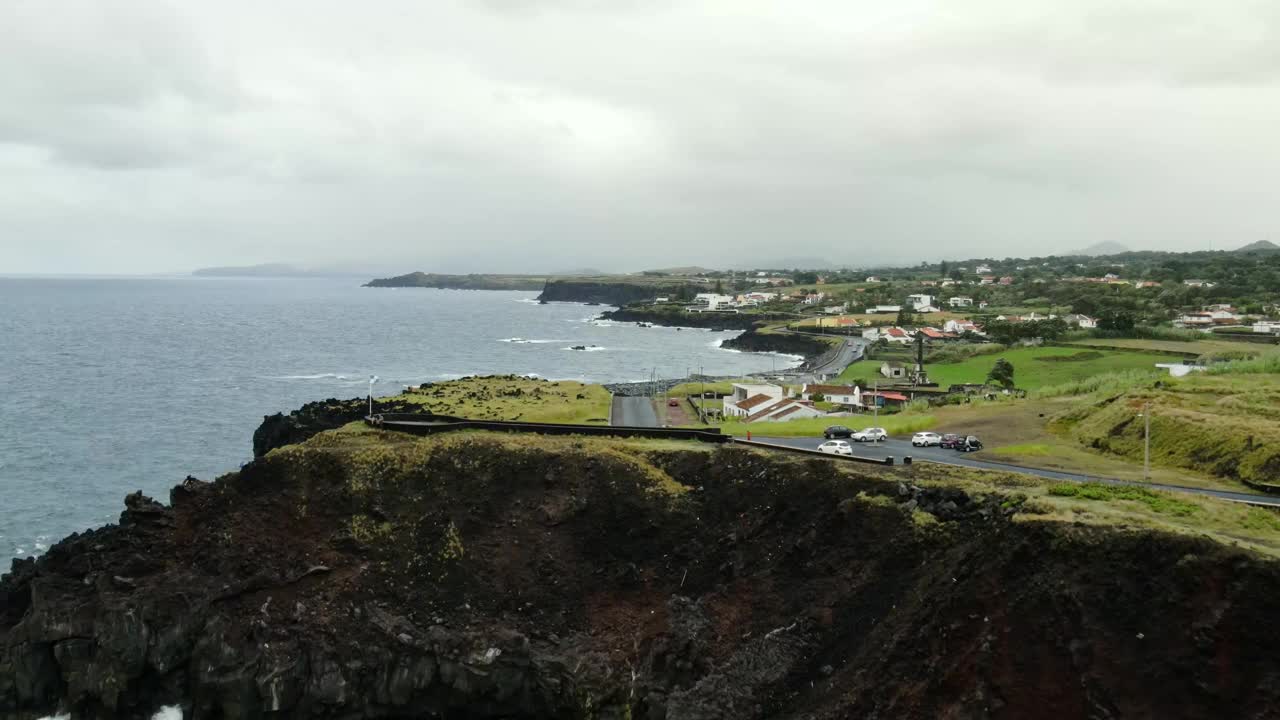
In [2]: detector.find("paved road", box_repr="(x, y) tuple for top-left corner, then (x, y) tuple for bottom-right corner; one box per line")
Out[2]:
(751, 435), (1280, 507)
(774, 332), (866, 383)
(611, 395), (659, 427)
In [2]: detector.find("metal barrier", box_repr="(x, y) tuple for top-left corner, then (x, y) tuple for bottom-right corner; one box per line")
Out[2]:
(367, 413), (729, 443)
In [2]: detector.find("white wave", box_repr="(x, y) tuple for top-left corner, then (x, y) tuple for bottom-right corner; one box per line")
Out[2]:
(498, 338), (560, 344)
(266, 373), (350, 381)
(152, 707), (184, 720)
(514, 298), (542, 304)
(37, 715), (70, 720)
(708, 339), (726, 349)
(34, 542), (48, 552)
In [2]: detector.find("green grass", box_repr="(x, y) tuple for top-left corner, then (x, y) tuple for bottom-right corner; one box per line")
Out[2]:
(389, 375), (612, 424)
(990, 443), (1052, 457)
(705, 413), (936, 438)
(838, 345), (1172, 389)
(1060, 337), (1264, 357)
(1046, 482), (1200, 517)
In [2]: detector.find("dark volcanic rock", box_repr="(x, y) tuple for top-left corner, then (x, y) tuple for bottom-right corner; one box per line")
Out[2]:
(5, 435), (1280, 719)
(536, 280), (691, 305)
(721, 329), (830, 358)
(252, 396), (423, 457)
(599, 308), (794, 331)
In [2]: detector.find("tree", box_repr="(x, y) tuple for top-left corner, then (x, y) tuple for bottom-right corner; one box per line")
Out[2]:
(793, 271), (819, 284)
(896, 306), (916, 326)
(940, 260), (950, 278)
(987, 358), (1015, 389)
(714, 279), (724, 294)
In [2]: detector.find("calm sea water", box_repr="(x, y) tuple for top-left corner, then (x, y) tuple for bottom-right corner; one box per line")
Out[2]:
(0, 277), (796, 561)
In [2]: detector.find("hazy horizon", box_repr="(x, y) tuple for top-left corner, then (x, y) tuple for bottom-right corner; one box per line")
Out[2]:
(3, 1), (1279, 275)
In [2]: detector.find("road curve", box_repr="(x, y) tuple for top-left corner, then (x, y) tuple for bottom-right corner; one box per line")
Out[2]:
(611, 395), (659, 427)
(749, 435), (1280, 508)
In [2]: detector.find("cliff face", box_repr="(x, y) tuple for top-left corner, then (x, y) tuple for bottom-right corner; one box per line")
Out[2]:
(536, 280), (689, 305)
(5, 429), (1280, 719)
(253, 397), (424, 457)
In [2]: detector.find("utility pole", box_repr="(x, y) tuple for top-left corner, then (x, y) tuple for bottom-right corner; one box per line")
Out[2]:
(368, 375), (378, 417)
(1142, 402), (1151, 481)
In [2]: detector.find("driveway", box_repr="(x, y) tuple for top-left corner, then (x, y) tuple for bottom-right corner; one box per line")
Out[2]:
(611, 395), (659, 427)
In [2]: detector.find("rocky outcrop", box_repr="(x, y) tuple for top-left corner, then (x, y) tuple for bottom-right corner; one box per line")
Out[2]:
(5, 433), (1280, 719)
(598, 307), (794, 331)
(537, 280), (691, 305)
(252, 397), (424, 457)
(363, 273), (547, 290)
(721, 329), (832, 358)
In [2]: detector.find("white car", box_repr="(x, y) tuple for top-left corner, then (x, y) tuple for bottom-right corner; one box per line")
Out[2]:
(912, 432), (942, 447)
(852, 427), (887, 442)
(817, 440), (853, 455)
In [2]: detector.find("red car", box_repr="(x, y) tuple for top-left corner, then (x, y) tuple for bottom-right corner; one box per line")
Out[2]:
(938, 433), (964, 449)
(667, 399), (680, 407)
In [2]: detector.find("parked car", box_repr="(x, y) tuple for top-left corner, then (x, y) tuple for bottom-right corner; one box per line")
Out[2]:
(817, 440), (853, 456)
(852, 427), (887, 442)
(823, 425), (853, 439)
(957, 435), (984, 452)
(938, 433), (964, 449)
(667, 398), (680, 407)
(911, 431), (942, 447)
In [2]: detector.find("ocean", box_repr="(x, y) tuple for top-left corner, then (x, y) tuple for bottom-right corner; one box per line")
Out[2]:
(0, 277), (798, 561)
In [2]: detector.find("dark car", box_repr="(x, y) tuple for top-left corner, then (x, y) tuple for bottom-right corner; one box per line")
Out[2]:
(958, 435), (983, 452)
(823, 425), (853, 439)
(667, 399), (680, 407)
(938, 433), (963, 449)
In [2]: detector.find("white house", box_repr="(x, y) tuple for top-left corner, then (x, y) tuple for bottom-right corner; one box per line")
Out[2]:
(723, 384), (786, 418)
(1062, 314), (1097, 329)
(905, 294), (935, 311)
(865, 305), (902, 314)
(1183, 279), (1216, 288)
(944, 319), (983, 335)
(1175, 313), (1214, 328)
(743, 398), (825, 423)
(884, 327), (914, 344)
(1252, 321), (1280, 335)
(975, 264), (993, 274)
(691, 293), (735, 311)
(948, 296), (973, 307)
(880, 361), (907, 378)
(800, 384), (862, 406)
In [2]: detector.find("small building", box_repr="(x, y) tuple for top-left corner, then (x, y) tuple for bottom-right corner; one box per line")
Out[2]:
(881, 361), (907, 379)
(861, 390), (910, 410)
(744, 397), (825, 423)
(884, 327), (913, 344)
(1252, 321), (1280, 335)
(723, 384), (786, 418)
(1183, 279), (1216, 288)
(998, 276), (1014, 286)
(906, 294), (935, 310)
(865, 276), (882, 283)
(692, 293), (735, 311)
(978, 300), (990, 309)
(800, 384), (862, 406)
(947, 296), (974, 307)
(980, 275), (996, 285)
(1063, 314), (1097, 329)
(1175, 313), (1213, 328)
(865, 304), (902, 314)
(976, 264), (992, 274)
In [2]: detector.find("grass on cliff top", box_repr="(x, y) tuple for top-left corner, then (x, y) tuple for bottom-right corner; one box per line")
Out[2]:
(837, 345), (1172, 389)
(313, 424), (1280, 557)
(896, 462), (1280, 558)
(384, 375), (612, 424)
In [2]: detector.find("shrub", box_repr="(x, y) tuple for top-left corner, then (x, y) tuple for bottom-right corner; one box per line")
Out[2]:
(925, 342), (1007, 364)
(1047, 482), (1199, 516)
(1031, 369), (1161, 398)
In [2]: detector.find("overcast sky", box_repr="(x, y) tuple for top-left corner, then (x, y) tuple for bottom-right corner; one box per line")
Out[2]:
(2, 0), (1278, 274)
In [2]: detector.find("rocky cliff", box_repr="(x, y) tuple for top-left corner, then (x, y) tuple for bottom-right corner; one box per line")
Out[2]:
(5, 430), (1280, 719)
(720, 329), (833, 358)
(597, 307), (794, 331)
(536, 281), (691, 305)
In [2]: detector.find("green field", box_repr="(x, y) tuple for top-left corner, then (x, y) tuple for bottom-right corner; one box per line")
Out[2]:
(838, 345), (1172, 389)
(1060, 337), (1267, 357)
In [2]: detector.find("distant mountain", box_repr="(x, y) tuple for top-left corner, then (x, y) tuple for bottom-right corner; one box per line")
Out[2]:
(193, 263), (365, 278)
(640, 266), (714, 276)
(1236, 240), (1280, 253)
(1070, 242), (1131, 257)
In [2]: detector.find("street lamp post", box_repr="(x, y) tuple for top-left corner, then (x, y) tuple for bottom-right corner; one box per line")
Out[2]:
(1140, 402), (1151, 481)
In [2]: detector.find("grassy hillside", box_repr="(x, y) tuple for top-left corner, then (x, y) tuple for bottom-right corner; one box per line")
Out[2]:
(1051, 373), (1280, 489)
(839, 345), (1171, 389)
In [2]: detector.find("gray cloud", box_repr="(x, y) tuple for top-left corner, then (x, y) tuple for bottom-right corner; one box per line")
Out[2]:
(2, 0), (1279, 274)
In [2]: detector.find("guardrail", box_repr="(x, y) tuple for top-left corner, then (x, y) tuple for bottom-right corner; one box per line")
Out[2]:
(367, 413), (730, 443)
